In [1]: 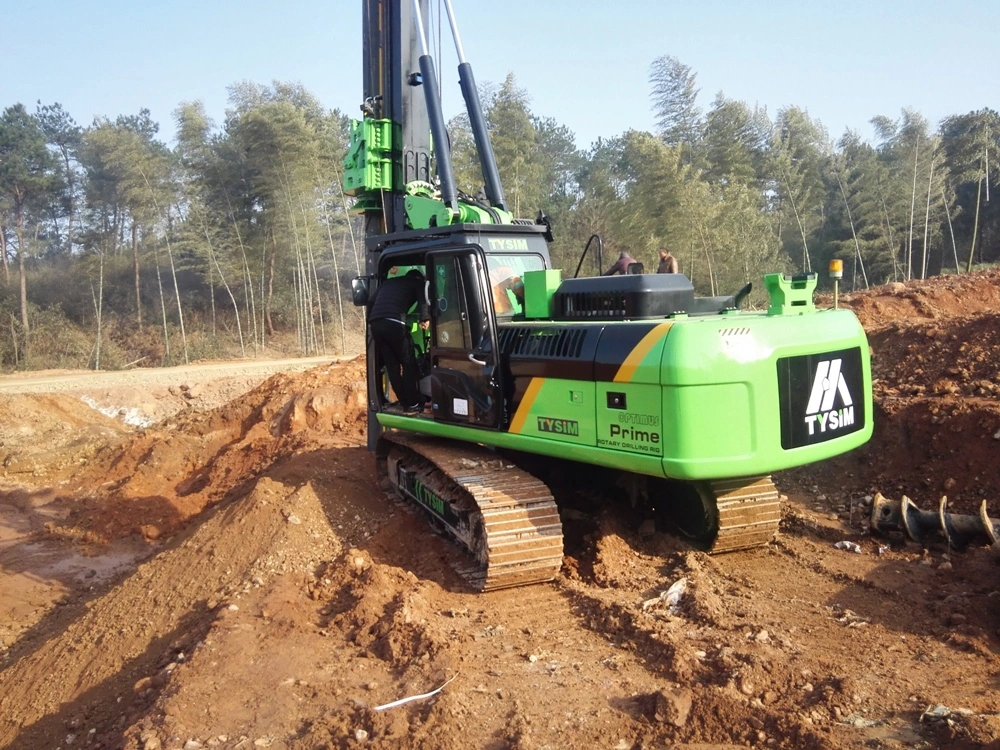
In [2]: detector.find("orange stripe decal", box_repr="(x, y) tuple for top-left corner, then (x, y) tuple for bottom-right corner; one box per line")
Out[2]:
(509, 377), (545, 433)
(613, 323), (673, 383)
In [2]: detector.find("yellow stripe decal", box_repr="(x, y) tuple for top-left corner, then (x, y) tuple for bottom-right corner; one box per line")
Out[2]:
(509, 377), (545, 434)
(613, 323), (673, 383)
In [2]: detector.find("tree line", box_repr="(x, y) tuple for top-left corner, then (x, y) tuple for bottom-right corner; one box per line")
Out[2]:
(452, 60), (997, 299)
(0, 83), (358, 370)
(1, 57), (997, 370)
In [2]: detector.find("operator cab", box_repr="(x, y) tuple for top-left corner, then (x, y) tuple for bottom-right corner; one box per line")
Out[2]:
(353, 225), (551, 430)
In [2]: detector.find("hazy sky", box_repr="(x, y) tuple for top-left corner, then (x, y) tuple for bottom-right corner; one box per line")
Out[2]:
(4, 0), (997, 148)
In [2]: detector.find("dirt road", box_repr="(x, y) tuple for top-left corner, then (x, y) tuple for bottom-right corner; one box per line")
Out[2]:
(0, 356), (339, 395)
(1, 278), (999, 750)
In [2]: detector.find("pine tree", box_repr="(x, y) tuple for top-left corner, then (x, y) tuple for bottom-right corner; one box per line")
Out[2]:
(0, 104), (57, 335)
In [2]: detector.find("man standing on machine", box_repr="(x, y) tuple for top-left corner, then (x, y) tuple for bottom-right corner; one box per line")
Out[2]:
(368, 269), (430, 412)
(657, 249), (679, 274)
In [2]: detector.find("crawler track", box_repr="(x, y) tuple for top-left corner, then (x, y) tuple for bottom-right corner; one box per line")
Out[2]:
(378, 433), (779, 589)
(377, 433), (564, 591)
(706, 476), (782, 552)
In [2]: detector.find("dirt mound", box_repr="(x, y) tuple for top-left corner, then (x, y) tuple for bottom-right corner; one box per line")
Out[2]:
(0, 393), (129, 478)
(838, 268), (1000, 330)
(871, 313), (1000, 400)
(52, 358), (367, 543)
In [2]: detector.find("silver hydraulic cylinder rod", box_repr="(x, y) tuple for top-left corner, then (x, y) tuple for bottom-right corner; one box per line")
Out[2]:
(441, 0), (507, 211)
(411, 0), (459, 214)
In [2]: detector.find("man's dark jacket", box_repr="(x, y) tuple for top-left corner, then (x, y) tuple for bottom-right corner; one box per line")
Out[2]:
(367, 274), (430, 324)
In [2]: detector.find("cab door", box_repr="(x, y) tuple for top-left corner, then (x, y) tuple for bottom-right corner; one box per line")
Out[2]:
(425, 247), (504, 428)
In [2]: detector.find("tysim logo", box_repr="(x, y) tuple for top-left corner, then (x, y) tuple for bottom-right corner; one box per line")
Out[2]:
(804, 359), (854, 435)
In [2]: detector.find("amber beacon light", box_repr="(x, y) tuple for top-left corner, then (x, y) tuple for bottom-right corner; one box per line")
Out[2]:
(829, 259), (843, 308)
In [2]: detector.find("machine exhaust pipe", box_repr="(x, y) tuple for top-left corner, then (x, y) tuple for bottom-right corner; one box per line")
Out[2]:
(870, 493), (998, 549)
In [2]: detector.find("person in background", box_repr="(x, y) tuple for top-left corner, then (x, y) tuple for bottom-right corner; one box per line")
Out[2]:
(367, 269), (429, 412)
(657, 249), (679, 274)
(603, 251), (641, 276)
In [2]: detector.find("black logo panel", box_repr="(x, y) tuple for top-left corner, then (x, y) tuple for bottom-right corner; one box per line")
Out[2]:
(777, 347), (865, 449)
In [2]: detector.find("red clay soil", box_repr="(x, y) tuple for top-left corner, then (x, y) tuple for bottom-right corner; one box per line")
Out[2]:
(1, 275), (999, 750)
(56, 360), (369, 544)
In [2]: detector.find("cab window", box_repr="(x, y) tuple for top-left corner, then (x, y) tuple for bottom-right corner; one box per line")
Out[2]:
(486, 253), (545, 317)
(432, 256), (472, 349)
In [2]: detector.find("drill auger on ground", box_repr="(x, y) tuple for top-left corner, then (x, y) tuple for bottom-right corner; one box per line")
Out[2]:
(870, 493), (999, 548)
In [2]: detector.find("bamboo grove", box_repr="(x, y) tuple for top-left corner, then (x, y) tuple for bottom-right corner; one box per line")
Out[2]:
(1, 58), (997, 370)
